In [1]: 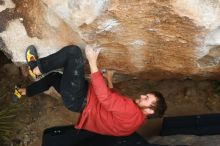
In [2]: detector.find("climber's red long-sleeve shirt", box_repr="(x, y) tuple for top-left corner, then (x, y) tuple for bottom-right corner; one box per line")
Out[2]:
(75, 71), (145, 136)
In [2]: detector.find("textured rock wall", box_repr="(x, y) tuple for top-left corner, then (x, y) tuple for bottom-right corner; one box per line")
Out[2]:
(1, 0), (220, 80)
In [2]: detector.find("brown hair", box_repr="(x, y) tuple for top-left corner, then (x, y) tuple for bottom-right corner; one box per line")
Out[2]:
(148, 91), (167, 119)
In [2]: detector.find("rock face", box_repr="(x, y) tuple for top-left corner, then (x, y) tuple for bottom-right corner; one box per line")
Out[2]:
(149, 135), (220, 146)
(1, 0), (220, 80)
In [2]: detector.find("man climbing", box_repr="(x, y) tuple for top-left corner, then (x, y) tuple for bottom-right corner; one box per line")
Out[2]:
(16, 44), (167, 145)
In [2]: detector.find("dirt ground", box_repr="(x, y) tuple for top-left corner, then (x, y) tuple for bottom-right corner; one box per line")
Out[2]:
(1, 52), (220, 146)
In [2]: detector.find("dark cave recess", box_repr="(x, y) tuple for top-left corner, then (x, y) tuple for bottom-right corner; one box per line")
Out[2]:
(0, 50), (11, 67)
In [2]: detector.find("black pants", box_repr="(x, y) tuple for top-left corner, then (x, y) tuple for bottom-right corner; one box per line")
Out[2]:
(26, 45), (88, 112)
(41, 125), (160, 146)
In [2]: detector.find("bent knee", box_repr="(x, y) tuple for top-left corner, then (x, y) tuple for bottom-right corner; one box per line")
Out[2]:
(62, 45), (81, 56)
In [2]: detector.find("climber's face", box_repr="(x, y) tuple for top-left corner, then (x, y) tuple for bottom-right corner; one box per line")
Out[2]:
(135, 94), (157, 115)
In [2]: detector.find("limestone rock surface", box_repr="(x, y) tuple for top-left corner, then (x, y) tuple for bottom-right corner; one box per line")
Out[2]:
(1, 0), (220, 80)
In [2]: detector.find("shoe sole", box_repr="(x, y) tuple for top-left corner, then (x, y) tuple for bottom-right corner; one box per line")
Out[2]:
(25, 45), (38, 64)
(25, 45), (44, 80)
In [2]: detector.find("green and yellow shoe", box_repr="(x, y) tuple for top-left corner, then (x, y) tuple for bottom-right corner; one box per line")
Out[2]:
(26, 45), (38, 69)
(12, 85), (22, 102)
(25, 45), (43, 79)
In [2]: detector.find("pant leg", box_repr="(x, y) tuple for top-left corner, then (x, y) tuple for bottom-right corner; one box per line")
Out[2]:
(37, 45), (87, 112)
(41, 125), (96, 146)
(37, 45), (83, 74)
(26, 72), (62, 97)
(59, 47), (88, 112)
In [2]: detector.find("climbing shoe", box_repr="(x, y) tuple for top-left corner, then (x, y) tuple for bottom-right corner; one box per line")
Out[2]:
(26, 45), (38, 70)
(25, 45), (43, 79)
(12, 85), (22, 102)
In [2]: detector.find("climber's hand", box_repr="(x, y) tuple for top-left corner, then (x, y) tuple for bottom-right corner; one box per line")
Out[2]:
(85, 45), (101, 64)
(85, 45), (101, 73)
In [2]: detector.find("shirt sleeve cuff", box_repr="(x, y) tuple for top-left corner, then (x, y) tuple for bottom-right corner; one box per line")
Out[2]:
(91, 71), (102, 78)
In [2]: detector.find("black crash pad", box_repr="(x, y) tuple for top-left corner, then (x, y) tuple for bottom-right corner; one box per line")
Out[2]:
(161, 113), (220, 136)
(41, 125), (164, 146)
